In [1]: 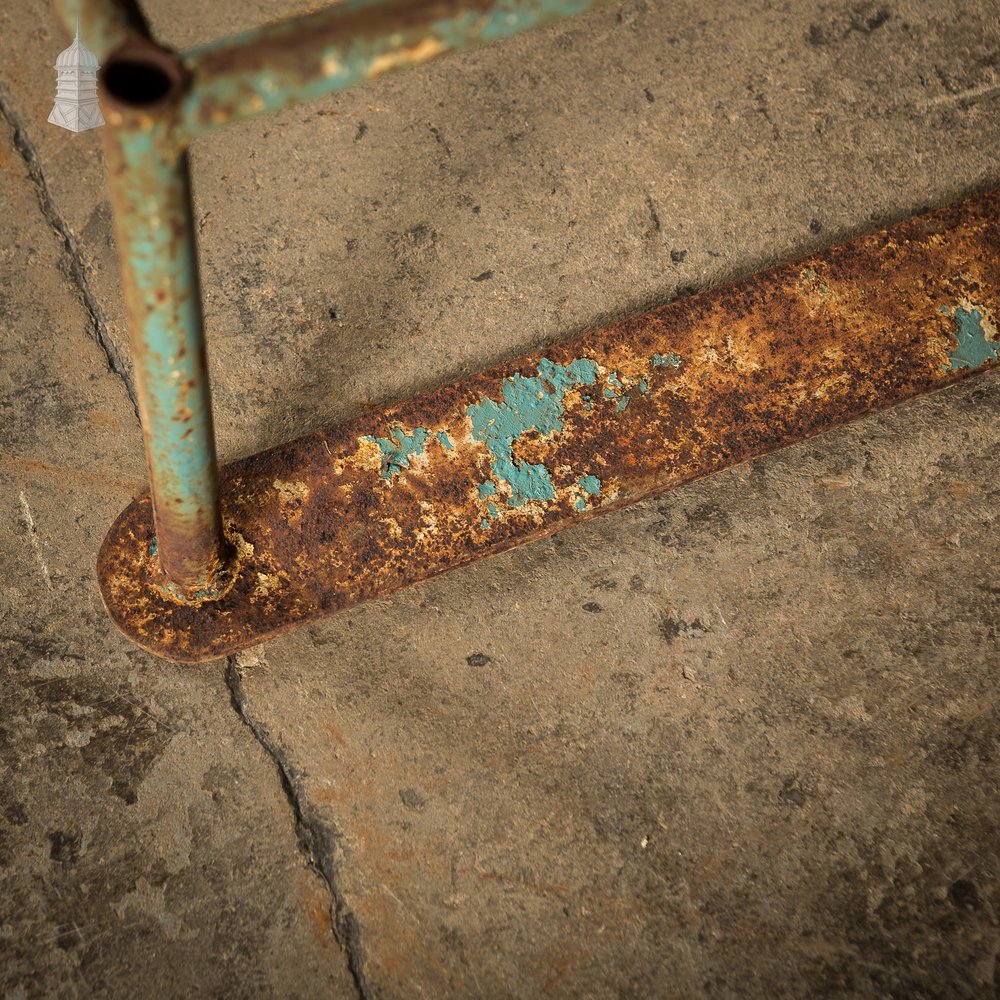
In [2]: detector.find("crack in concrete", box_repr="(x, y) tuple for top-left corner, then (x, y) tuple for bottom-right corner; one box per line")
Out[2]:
(0, 88), (140, 422)
(224, 655), (372, 1000)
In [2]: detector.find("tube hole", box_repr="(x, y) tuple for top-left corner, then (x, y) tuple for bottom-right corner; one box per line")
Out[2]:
(102, 59), (175, 106)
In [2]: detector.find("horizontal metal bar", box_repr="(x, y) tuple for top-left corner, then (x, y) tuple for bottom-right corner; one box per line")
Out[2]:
(96, 190), (1000, 662)
(178, 0), (611, 142)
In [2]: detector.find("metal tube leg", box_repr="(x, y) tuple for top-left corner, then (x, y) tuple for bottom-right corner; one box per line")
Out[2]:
(103, 106), (225, 597)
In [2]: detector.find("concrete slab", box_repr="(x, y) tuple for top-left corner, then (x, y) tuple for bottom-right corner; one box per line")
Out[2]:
(0, 0), (998, 995)
(0, 91), (357, 999)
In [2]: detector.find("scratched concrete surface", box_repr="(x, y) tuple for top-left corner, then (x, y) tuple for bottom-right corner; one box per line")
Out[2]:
(1, 0), (998, 996)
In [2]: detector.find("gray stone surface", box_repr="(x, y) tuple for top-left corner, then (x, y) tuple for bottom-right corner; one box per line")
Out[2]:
(1, 0), (998, 996)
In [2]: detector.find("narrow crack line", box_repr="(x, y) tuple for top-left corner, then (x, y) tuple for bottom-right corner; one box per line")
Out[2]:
(0, 87), (140, 422)
(224, 656), (372, 1000)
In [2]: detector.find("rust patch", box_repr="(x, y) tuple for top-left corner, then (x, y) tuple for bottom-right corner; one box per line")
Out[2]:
(97, 191), (1000, 662)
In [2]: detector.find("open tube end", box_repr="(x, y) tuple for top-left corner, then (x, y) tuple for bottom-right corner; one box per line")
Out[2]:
(99, 37), (186, 117)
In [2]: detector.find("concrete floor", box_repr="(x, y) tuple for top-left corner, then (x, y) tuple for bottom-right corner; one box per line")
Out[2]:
(1, 0), (998, 996)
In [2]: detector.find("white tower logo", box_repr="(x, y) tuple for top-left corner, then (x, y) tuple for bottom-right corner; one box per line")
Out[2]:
(48, 25), (105, 133)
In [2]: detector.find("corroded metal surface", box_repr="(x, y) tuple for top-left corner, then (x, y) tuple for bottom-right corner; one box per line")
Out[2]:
(98, 191), (1000, 662)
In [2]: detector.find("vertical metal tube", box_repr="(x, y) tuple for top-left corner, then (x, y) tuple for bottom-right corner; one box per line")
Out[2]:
(100, 46), (225, 597)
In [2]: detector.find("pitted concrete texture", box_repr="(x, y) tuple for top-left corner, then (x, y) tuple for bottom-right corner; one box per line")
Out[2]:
(1, 0), (998, 996)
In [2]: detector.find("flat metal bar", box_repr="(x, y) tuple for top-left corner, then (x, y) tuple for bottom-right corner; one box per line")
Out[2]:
(178, 0), (611, 142)
(96, 191), (1000, 663)
(102, 123), (225, 594)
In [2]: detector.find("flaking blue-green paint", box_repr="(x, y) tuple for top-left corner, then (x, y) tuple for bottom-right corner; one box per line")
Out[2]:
(93, 0), (612, 593)
(652, 353), (682, 368)
(468, 357), (597, 507)
(436, 430), (454, 451)
(120, 132), (217, 517)
(365, 426), (431, 479)
(478, 481), (497, 499)
(942, 306), (999, 372)
(575, 474), (602, 509)
(605, 372), (625, 393)
(616, 396), (630, 412)
(430, 0), (601, 51)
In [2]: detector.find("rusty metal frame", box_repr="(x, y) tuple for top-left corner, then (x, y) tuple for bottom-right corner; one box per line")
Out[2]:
(52, 0), (613, 598)
(53, 3), (999, 663)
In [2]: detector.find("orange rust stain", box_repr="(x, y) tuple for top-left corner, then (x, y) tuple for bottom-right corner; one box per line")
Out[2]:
(2, 455), (143, 493)
(542, 948), (590, 993)
(311, 784), (352, 809)
(322, 720), (349, 747)
(87, 409), (118, 429)
(300, 872), (334, 948)
(363, 891), (457, 990)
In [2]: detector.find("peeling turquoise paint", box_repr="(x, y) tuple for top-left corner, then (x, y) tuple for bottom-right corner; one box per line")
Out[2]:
(652, 353), (682, 368)
(425, 0), (591, 50)
(436, 431), (454, 451)
(487, 501), (499, 518)
(365, 426), (431, 479)
(943, 307), (999, 372)
(603, 370), (631, 408)
(605, 372), (625, 396)
(467, 357), (598, 507)
(478, 481), (497, 499)
(638, 378), (649, 394)
(575, 475), (602, 511)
